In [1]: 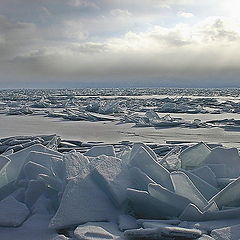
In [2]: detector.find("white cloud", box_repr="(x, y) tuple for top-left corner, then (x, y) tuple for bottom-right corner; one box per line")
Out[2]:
(178, 11), (194, 18)
(68, 0), (99, 9)
(110, 9), (132, 18)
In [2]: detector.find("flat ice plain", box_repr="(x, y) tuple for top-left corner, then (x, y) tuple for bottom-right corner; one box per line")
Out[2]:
(1, 88), (240, 239)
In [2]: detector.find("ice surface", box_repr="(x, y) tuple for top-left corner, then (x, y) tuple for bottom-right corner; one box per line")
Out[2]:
(24, 161), (52, 180)
(74, 222), (123, 240)
(180, 142), (211, 169)
(5, 144), (62, 185)
(191, 166), (218, 188)
(129, 142), (157, 161)
(0, 196), (30, 227)
(148, 183), (191, 217)
(126, 188), (174, 218)
(130, 146), (173, 190)
(181, 169), (219, 200)
(24, 180), (46, 208)
(211, 224), (240, 240)
(49, 175), (119, 229)
(118, 215), (138, 231)
(0, 155), (10, 170)
(204, 147), (240, 177)
(91, 155), (131, 207)
(64, 151), (90, 179)
(124, 225), (202, 239)
(0, 213), (58, 240)
(129, 167), (156, 191)
(84, 145), (116, 157)
(170, 171), (208, 209)
(208, 177), (240, 208)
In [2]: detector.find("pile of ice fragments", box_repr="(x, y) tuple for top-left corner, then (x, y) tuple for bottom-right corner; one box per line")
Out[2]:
(1, 135), (240, 239)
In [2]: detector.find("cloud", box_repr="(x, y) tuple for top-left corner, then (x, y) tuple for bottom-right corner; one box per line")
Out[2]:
(177, 11), (194, 18)
(4, 16), (239, 87)
(68, 0), (99, 9)
(110, 9), (132, 18)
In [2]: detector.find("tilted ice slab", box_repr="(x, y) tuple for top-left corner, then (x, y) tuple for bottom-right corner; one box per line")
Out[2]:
(130, 146), (173, 191)
(6, 144), (62, 184)
(170, 171), (208, 210)
(91, 155), (132, 207)
(0, 196), (30, 227)
(127, 188), (177, 219)
(180, 142), (211, 170)
(180, 203), (240, 222)
(208, 177), (240, 208)
(191, 166), (218, 188)
(84, 145), (116, 157)
(203, 147), (240, 178)
(180, 169), (219, 200)
(148, 183), (191, 217)
(49, 175), (119, 229)
(129, 142), (157, 162)
(129, 167), (156, 191)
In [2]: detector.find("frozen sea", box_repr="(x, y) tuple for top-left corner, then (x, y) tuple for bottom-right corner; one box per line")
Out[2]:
(0, 87), (240, 147)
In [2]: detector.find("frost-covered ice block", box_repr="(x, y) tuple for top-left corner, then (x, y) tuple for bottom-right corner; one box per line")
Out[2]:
(129, 167), (156, 191)
(24, 180), (46, 208)
(208, 177), (240, 208)
(181, 170), (219, 200)
(124, 225), (202, 239)
(0, 196), (30, 227)
(127, 188), (172, 218)
(84, 145), (115, 157)
(130, 142), (157, 161)
(211, 224), (240, 240)
(118, 215), (138, 231)
(91, 156), (131, 207)
(49, 175), (119, 229)
(130, 147), (173, 191)
(204, 147), (240, 177)
(191, 166), (218, 188)
(64, 151), (90, 179)
(6, 144), (62, 184)
(171, 171), (208, 209)
(0, 155), (10, 170)
(74, 222), (122, 240)
(180, 142), (211, 169)
(24, 161), (52, 180)
(148, 183), (191, 217)
(197, 235), (215, 240)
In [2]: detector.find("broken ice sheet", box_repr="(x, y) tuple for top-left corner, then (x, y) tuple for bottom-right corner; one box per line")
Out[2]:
(180, 142), (211, 170)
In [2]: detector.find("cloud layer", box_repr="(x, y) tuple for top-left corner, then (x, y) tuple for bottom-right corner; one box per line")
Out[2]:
(0, 0), (239, 87)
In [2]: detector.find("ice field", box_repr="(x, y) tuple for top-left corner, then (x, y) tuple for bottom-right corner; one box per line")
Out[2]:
(1, 88), (240, 239)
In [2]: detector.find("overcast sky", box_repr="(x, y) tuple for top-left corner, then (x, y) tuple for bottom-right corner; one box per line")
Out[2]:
(0, 0), (240, 88)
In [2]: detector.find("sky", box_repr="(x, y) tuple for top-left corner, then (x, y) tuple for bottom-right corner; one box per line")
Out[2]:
(0, 0), (240, 88)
